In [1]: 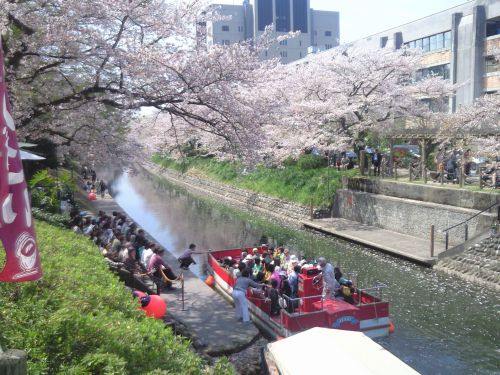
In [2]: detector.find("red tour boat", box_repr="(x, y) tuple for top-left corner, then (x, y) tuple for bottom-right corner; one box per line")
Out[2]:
(207, 246), (391, 339)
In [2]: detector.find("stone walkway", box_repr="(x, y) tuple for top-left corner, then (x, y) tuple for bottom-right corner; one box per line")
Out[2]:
(86, 193), (259, 355)
(302, 218), (447, 266)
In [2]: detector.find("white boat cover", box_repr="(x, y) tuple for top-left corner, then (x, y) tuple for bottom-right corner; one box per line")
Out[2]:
(266, 327), (420, 375)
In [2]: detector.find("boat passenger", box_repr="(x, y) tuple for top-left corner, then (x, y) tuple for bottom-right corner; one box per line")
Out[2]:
(252, 258), (263, 278)
(232, 268), (264, 323)
(287, 255), (299, 274)
(263, 263), (274, 283)
(233, 261), (246, 279)
(270, 266), (282, 290)
(267, 278), (281, 316)
(288, 265), (300, 299)
(281, 248), (290, 270)
(318, 257), (341, 300)
(252, 247), (259, 259)
(263, 249), (273, 265)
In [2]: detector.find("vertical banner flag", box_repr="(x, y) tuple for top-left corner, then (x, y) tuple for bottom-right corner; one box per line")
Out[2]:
(0, 37), (42, 281)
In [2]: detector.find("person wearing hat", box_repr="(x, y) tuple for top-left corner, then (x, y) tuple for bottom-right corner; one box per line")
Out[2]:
(251, 247), (259, 259)
(317, 257), (340, 300)
(287, 254), (299, 274)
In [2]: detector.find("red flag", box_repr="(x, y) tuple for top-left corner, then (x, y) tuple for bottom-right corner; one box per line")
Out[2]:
(0, 37), (42, 282)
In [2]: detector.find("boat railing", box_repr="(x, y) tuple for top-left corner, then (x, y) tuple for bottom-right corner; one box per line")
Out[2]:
(356, 282), (388, 306)
(281, 294), (325, 317)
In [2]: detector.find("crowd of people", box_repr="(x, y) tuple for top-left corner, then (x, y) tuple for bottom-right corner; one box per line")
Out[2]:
(221, 247), (353, 323)
(70, 171), (189, 295)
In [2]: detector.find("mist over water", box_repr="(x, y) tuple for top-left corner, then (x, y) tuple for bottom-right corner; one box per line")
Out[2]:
(110, 170), (500, 375)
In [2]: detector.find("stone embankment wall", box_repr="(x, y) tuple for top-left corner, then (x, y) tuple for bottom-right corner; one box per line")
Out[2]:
(345, 177), (499, 210)
(333, 189), (496, 246)
(143, 164), (310, 224)
(435, 232), (500, 291)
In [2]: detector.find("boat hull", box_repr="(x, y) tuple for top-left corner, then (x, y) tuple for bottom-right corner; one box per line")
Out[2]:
(208, 248), (390, 339)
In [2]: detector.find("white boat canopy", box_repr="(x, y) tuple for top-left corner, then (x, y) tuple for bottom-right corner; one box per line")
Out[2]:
(266, 327), (420, 375)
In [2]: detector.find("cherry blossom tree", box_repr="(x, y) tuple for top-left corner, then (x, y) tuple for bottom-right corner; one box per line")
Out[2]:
(438, 50), (500, 158)
(266, 46), (454, 159)
(1, 0), (283, 162)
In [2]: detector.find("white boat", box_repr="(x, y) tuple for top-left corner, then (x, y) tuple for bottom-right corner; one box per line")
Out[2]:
(263, 327), (421, 375)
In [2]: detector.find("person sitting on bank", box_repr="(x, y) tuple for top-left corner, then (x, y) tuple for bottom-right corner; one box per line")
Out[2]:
(148, 247), (178, 293)
(178, 243), (201, 270)
(232, 268), (264, 323)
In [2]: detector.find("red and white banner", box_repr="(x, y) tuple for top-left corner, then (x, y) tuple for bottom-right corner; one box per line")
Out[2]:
(0, 37), (42, 282)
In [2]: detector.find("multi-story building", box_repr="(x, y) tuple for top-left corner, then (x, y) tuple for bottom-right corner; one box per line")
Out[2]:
(199, 0), (340, 63)
(343, 0), (500, 110)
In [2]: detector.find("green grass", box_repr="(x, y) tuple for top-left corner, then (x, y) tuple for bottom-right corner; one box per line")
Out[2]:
(152, 154), (358, 207)
(0, 221), (233, 375)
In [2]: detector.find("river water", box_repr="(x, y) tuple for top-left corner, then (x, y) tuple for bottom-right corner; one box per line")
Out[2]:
(109, 170), (499, 375)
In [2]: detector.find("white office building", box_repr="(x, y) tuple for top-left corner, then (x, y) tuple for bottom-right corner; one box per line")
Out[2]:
(199, 0), (340, 64)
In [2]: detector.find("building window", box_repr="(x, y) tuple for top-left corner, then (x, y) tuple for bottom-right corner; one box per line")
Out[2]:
(299, 40), (302, 46)
(276, 0), (291, 32)
(299, 52), (302, 58)
(222, 40), (230, 46)
(485, 56), (500, 73)
(380, 36), (388, 48)
(486, 18), (500, 37)
(279, 40), (287, 46)
(258, 0), (273, 31)
(325, 43), (333, 49)
(264, 51), (268, 57)
(280, 51), (288, 58)
(416, 63), (450, 81)
(405, 31), (452, 52)
(293, 0), (308, 33)
(429, 34), (437, 51)
(222, 25), (229, 32)
(422, 37), (430, 52)
(325, 30), (332, 37)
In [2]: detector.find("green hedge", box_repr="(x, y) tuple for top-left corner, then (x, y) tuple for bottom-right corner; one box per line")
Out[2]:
(0, 221), (233, 374)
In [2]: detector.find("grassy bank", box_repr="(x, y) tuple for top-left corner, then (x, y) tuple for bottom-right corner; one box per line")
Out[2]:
(152, 154), (358, 207)
(0, 221), (233, 374)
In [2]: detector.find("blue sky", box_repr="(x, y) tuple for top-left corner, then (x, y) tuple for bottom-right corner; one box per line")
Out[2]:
(212, 0), (470, 42)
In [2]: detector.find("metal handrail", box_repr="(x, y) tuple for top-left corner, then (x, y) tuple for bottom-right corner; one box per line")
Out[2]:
(442, 201), (499, 233)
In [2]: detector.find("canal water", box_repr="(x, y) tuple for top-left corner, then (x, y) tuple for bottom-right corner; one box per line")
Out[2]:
(109, 170), (499, 375)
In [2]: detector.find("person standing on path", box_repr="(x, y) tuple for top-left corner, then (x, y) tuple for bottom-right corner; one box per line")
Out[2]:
(99, 179), (107, 198)
(178, 243), (202, 270)
(372, 149), (382, 176)
(232, 268), (264, 323)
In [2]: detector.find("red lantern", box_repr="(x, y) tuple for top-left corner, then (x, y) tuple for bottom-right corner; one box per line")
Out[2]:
(88, 192), (97, 201)
(139, 294), (167, 319)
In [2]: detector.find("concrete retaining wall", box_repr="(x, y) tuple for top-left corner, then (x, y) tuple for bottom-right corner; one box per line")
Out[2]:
(344, 177), (499, 211)
(333, 189), (496, 245)
(143, 164), (310, 223)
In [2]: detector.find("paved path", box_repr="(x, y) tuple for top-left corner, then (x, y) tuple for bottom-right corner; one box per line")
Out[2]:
(85, 193), (259, 355)
(302, 218), (446, 266)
